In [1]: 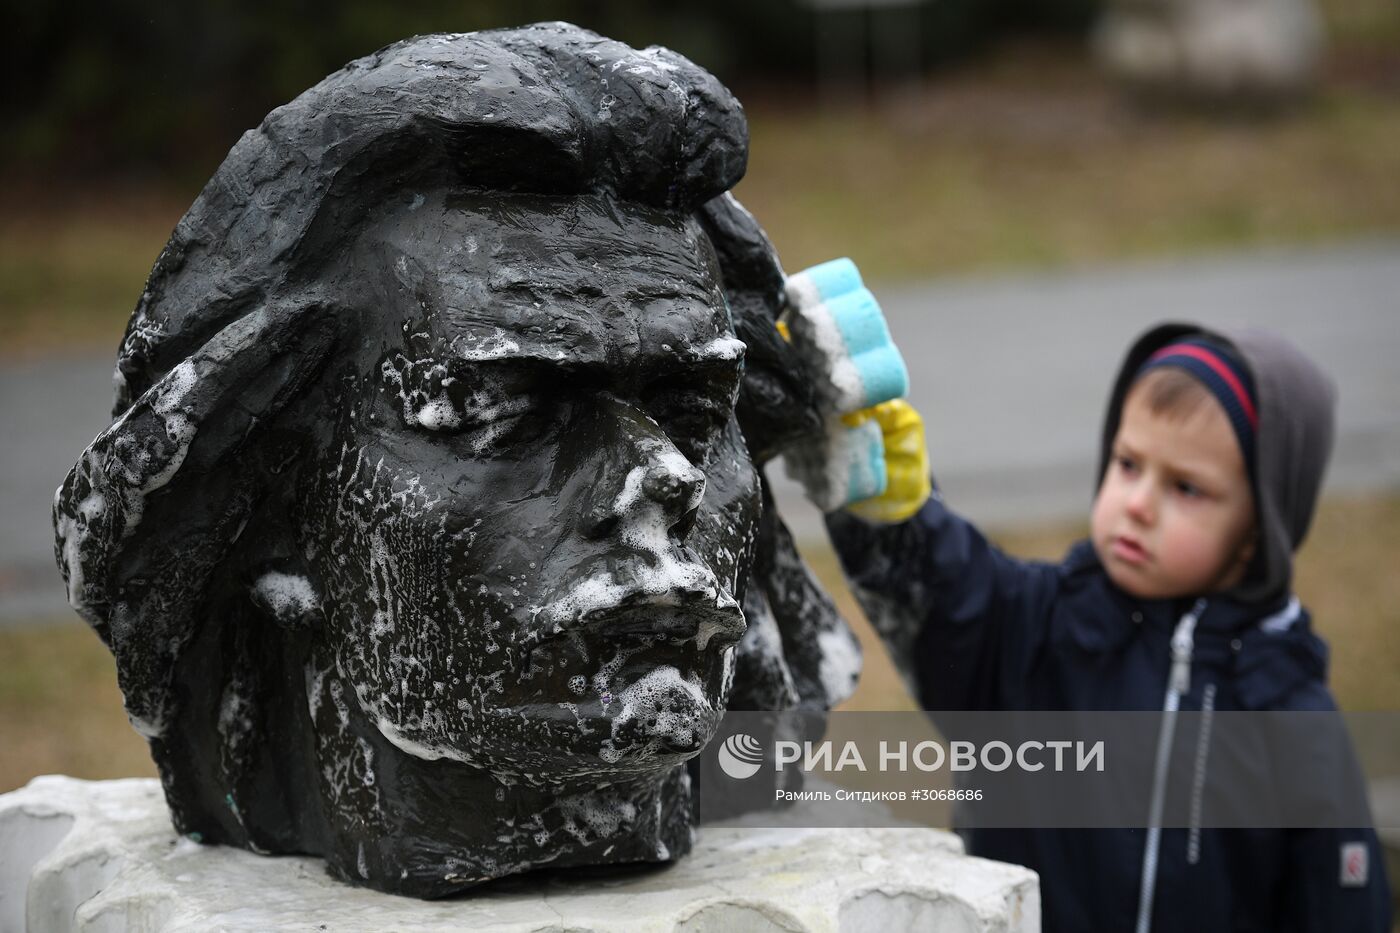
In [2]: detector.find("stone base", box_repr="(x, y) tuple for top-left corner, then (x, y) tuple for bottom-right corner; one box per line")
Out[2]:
(1, 776), (1038, 932)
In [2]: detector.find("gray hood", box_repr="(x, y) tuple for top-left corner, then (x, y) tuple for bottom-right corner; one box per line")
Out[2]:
(1097, 322), (1337, 604)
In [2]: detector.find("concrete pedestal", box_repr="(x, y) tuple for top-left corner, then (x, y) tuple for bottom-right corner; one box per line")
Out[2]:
(1, 776), (1038, 932)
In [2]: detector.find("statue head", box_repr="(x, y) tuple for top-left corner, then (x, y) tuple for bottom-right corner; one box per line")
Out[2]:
(54, 23), (858, 896)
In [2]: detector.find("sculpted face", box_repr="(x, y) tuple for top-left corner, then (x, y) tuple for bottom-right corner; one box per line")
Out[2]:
(54, 25), (859, 896)
(298, 189), (761, 783)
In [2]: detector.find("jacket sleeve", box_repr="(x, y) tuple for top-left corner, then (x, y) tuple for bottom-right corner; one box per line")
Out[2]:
(1280, 828), (1392, 932)
(1273, 683), (1393, 931)
(824, 489), (1060, 710)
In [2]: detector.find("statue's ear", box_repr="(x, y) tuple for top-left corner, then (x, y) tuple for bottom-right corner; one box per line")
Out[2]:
(699, 193), (823, 465)
(700, 193), (862, 713)
(54, 302), (340, 737)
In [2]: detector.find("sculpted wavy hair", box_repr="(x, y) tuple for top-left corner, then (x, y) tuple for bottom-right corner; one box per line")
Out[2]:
(53, 23), (855, 851)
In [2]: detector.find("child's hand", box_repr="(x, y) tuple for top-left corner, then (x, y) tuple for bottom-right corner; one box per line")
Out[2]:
(842, 399), (931, 523)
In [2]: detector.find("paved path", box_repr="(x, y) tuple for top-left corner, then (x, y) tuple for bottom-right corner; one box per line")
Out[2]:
(4, 239), (1398, 623)
(1, 352), (115, 623)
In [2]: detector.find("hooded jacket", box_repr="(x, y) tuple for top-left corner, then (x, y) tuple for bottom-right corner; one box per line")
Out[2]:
(1097, 323), (1337, 606)
(824, 324), (1391, 933)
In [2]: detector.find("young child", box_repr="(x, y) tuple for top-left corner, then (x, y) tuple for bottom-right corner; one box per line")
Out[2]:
(821, 322), (1393, 932)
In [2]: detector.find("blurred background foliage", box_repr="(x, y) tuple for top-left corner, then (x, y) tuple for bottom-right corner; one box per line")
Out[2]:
(4, 0), (1398, 358)
(6, 0), (1107, 181)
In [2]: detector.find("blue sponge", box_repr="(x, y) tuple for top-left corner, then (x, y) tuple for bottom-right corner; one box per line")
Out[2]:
(790, 257), (864, 302)
(783, 258), (909, 415)
(782, 414), (888, 513)
(781, 258), (908, 511)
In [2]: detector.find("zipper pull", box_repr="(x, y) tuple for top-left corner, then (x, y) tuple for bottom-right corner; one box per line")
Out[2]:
(1169, 598), (1208, 696)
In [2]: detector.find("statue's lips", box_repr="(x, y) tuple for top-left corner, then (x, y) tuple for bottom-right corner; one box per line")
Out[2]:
(524, 592), (746, 660)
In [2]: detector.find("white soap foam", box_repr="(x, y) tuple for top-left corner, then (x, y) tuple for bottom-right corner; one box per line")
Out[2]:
(88, 357), (204, 539)
(382, 356), (533, 446)
(538, 455), (729, 625)
(218, 687), (250, 732)
(375, 717), (462, 763)
(609, 665), (710, 752)
(816, 626), (862, 706)
(54, 485), (104, 611)
(720, 644), (738, 697)
(557, 793), (637, 844)
(783, 273), (823, 312)
(128, 711), (165, 739)
(139, 360), (199, 495)
(252, 572), (319, 623)
(412, 395), (461, 431)
(304, 663), (330, 721)
(790, 300), (864, 414)
(695, 336), (747, 362)
(449, 333), (521, 362)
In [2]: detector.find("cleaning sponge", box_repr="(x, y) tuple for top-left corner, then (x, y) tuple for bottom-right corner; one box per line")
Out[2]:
(782, 258), (910, 415)
(780, 258), (913, 512)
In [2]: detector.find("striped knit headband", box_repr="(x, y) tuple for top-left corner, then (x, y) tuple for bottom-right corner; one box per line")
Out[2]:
(1137, 338), (1258, 477)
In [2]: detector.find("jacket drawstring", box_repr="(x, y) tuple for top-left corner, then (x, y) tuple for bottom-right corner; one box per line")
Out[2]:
(1136, 597), (1208, 933)
(1186, 682), (1217, 865)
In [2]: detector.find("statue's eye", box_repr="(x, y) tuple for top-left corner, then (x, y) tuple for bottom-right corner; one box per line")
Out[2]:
(379, 354), (544, 451)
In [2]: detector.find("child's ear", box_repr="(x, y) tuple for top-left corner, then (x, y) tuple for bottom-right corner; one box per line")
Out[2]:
(1235, 528), (1259, 572)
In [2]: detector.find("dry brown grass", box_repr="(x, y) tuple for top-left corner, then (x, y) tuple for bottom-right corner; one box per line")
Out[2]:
(0, 621), (155, 793)
(0, 184), (189, 359)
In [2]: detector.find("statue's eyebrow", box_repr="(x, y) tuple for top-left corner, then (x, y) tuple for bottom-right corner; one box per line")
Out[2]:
(644, 351), (744, 404)
(449, 348), (611, 372)
(680, 336), (746, 365)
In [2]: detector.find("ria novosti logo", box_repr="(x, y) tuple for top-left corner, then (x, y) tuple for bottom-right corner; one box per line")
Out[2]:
(715, 732), (1106, 780)
(717, 733), (765, 779)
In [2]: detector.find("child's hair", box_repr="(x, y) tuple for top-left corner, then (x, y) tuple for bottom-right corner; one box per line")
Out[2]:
(1130, 337), (1259, 481)
(1131, 366), (1218, 421)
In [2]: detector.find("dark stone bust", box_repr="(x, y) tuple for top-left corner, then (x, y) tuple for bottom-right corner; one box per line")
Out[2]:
(53, 23), (859, 897)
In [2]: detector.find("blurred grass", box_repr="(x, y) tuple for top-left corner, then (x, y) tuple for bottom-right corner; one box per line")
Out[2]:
(0, 186), (186, 359)
(3, 493), (1394, 793)
(1324, 0), (1400, 48)
(0, 621), (157, 793)
(737, 59), (1400, 282)
(4, 40), (1400, 358)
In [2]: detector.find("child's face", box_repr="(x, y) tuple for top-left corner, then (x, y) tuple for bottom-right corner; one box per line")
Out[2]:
(1091, 382), (1256, 600)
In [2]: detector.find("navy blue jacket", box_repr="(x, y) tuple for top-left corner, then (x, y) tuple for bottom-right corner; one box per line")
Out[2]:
(826, 493), (1392, 933)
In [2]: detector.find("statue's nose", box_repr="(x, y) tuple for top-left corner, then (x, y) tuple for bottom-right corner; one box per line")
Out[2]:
(577, 401), (707, 542)
(642, 457), (703, 510)
(642, 458), (704, 538)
